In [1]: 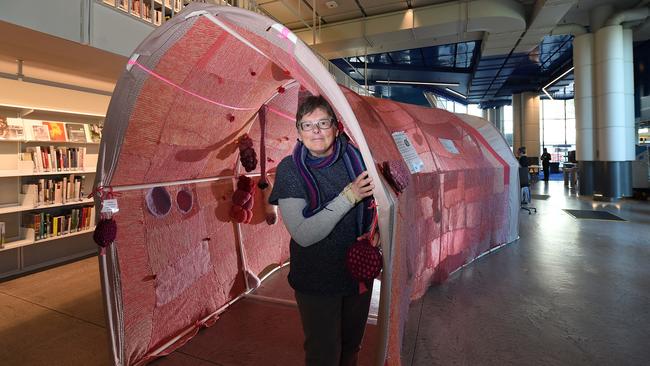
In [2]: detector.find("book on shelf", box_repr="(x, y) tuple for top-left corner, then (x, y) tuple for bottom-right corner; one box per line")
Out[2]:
(25, 146), (86, 172)
(23, 206), (95, 241)
(0, 222), (5, 248)
(44, 122), (67, 142)
(0, 117), (25, 141)
(28, 121), (51, 141)
(21, 184), (38, 207)
(65, 123), (88, 143)
(22, 175), (87, 207)
(88, 123), (103, 143)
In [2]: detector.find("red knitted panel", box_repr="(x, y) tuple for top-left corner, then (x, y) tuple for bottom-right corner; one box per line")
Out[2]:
(341, 88), (516, 365)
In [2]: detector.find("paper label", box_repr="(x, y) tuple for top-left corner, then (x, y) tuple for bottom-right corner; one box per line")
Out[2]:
(391, 131), (424, 174)
(101, 199), (119, 214)
(439, 138), (459, 154)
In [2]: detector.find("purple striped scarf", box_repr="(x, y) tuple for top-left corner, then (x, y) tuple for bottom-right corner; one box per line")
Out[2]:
(292, 134), (373, 236)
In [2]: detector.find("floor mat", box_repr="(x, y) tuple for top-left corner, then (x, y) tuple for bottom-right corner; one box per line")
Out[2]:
(563, 209), (626, 221)
(531, 194), (550, 200)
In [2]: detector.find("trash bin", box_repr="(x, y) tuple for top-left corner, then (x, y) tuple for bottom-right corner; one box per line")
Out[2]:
(569, 167), (577, 188)
(562, 163), (576, 187)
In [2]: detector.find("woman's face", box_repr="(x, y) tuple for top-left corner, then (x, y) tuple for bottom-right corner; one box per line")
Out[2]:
(297, 107), (338, 157)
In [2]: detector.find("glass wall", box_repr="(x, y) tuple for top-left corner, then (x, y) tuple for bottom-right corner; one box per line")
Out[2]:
(467, 104), (483, 117)
(540, 99), (576, 163)
(435, 95), (483, 117)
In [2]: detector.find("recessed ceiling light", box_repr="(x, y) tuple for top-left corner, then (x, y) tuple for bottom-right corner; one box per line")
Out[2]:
(445, 88), (466, 99)
(325, 1), (338, 9)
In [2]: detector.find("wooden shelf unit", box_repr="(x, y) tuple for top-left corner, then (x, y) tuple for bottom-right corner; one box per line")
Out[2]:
(1, 227), (95, 253)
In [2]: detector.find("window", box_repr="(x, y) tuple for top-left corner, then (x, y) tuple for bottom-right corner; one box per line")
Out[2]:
(467, 104), (483, 117)
(540, 99), (576, 163)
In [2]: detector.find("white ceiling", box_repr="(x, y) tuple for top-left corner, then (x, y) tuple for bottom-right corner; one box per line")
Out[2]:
(0, 0), (648, 101)
(259, 0), (650, 37)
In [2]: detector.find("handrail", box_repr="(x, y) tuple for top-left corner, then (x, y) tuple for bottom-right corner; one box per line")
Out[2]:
(96, 0), (370, 95)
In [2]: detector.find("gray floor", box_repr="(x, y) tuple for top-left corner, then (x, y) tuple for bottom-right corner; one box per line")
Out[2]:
(401, 181), (650, 366)
(0, 180), (648, 365)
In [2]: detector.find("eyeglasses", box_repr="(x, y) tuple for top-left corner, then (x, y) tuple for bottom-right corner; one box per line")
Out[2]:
(298, 118), (334, 132)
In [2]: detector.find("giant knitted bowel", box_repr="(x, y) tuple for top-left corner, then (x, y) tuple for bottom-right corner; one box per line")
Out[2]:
(96, 3), (519, 365)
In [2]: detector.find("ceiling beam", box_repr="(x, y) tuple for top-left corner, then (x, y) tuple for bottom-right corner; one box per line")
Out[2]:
(343, 62), (472, 74)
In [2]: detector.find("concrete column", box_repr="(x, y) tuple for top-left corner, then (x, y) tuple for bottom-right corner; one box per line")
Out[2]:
(573, 33), (596, 195)
(499, 106), (505, 134)
(513, 92), (541, 158)
(594, 24), (632, 198)
(493, 107), (504, 133)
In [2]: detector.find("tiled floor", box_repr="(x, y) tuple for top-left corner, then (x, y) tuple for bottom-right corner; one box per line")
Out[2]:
(1, 180), (648, 365)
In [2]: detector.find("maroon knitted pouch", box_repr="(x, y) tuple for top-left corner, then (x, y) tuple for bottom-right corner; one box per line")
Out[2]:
(378, 160), (411, 195)
(345, 202), (382, 282)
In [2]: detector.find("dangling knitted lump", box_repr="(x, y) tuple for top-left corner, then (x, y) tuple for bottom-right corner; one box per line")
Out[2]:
(94, 216), (117, 248)
(230, 175), (254, 224)
(238, 134), (257, 172)
(256, 105), (277, 225)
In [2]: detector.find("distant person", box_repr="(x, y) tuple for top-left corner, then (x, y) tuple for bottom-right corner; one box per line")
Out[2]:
(541, 148), (552, 182)
(517, 146), (529, 168)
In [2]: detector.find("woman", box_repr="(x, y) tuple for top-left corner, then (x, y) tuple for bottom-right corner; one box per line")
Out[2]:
(540, 147), (552, 182)
(269, 95), (377, 366)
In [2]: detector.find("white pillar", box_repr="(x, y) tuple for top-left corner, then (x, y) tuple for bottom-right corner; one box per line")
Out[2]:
(593, 24), (633, 198)
(574, 33), (596, 162)
(595, 25), (626, 162)
(624, 28), (636, 161)
(574, 33), (596, 195)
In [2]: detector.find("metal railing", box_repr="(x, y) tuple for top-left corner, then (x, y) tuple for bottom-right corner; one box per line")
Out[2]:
(97, 0), (369, 95)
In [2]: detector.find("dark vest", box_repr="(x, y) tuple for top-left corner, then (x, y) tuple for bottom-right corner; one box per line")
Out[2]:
(269, 156), (359, 295)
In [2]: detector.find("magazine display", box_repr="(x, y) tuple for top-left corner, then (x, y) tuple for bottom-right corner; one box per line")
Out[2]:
(0, 117), (25, 140)
(66, 123), (88, 143)
(44, 121), (67, 142)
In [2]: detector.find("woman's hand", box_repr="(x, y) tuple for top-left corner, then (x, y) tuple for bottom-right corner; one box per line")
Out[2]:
(342, 171), (374, 204)
(350, 171), (374, 200)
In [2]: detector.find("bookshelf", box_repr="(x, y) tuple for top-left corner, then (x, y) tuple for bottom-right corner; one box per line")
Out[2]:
(0, 198), (95, 215)
(0, 169), (97, 178)
(0, 114), (101, 279)
(0, 228), (95, 253)
(101, 0), (191, 26)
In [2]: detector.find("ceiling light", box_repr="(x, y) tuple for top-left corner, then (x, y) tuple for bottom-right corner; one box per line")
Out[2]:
(376, 80), (460, 87)
(542, 67), (574, 100)
(445, 88), (466, 99)
(325, 1), (338, 9)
